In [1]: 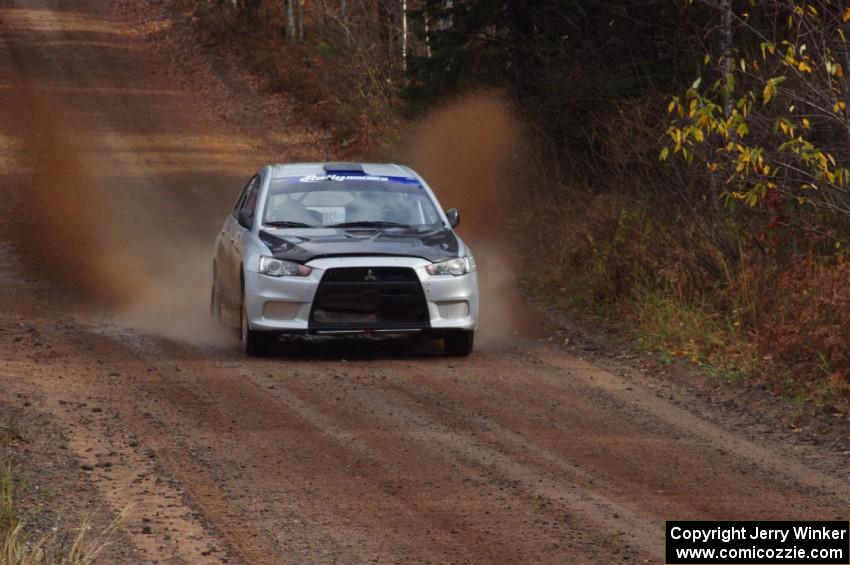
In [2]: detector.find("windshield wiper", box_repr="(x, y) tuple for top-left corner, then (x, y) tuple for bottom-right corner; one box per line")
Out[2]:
(264, 221), (317, 228)
(329, 221), (412, 229)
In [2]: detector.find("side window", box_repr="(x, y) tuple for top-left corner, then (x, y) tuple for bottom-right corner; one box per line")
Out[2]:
(238, 176), (261, 228)
(236, 176), (260, 229)
(232, 175), (259, 217)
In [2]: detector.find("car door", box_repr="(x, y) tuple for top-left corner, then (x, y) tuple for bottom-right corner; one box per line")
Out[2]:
(219, 176), (257, 312)
(231, 174), (261, 302)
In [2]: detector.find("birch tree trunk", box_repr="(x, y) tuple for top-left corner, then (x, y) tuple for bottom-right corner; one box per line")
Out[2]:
(296, 0), (304, 41)
(719, 0), (733, 120)
(314, 0), (324, 35)
(423, 8), (432, 58)
(401, 0), (408, 71)
(339, 0), (347, 25)
(284, 0), (296, 41)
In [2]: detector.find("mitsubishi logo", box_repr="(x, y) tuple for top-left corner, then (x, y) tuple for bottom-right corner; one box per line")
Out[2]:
(364, 269), (378, 281)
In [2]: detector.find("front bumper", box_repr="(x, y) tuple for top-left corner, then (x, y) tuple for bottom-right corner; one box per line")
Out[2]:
(244, 256), (479, 333)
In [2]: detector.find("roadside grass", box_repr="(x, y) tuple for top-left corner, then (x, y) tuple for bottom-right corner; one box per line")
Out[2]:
(626, 286), (763, 380)
(522, 187), (850, 413)
(0, 416), (118, 565)
(534, 273), (757, 380)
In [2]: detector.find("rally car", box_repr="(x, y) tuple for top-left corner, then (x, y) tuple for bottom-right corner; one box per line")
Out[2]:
(211, 162), (479, 356)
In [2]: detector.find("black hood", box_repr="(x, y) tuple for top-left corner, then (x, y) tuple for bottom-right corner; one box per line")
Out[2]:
(259, 226), (460, 263)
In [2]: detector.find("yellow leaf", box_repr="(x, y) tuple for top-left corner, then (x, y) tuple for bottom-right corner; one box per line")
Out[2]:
(802, 117), (811, 128)
(844, 7), (850, 21)
(667, 100), (676, 113)
(763, 81), (775, 104)
(798, 61), (813, 73)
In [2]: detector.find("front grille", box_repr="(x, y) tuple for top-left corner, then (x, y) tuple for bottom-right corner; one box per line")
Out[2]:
(310, 267), (429, 330)
(320, 267), (419, 283)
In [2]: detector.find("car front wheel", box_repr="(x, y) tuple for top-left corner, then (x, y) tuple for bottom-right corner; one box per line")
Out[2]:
(444, 331), (474, 357)
(241, 298), (274, 357)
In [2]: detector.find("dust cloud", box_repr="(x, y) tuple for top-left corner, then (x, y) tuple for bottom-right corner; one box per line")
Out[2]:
(11, 84), (541, 348)
(10, 89), (137, 304)
(400, 91), (546, 343)
(8, 85), (231, 347)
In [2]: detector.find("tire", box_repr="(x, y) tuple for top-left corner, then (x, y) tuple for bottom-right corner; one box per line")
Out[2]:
(444, 331), (474, 357)
(241, 298), (273, 357)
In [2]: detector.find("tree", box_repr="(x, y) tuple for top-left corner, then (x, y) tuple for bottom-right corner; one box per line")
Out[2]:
(662, 0), (850, 235)
(296, 0), (304, 41)
(285, 0), (296, 41)
(237, 0), (263, 22)
(405, 0), (702, 153)
(339, 0), (348, 25)
(378, 0), (409, 69)
(314, 0), (325, 35)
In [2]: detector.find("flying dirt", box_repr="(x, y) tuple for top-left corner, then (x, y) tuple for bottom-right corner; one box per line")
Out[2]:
(1, 1), (848, 563)
(401, 92), (545, 342)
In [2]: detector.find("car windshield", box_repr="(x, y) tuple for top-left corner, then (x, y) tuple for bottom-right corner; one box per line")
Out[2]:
(263, 175), (443, 228)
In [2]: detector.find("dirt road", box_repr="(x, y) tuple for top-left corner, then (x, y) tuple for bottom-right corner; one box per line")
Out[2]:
(1, 1), (848, 563)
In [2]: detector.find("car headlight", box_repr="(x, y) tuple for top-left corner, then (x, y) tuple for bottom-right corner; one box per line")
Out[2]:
(258, 256), (312, 277)
(425, 256), (476, 276)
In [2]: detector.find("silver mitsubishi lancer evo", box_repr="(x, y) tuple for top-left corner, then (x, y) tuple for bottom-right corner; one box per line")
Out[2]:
(211, 162), (479, 356)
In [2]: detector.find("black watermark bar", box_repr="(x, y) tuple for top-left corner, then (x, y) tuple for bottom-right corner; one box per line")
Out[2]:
(666, 521), (850, 564)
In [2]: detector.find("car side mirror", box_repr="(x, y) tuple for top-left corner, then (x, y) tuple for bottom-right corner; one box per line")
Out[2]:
(237, 209), (253, 229)
(446, 208), (460, 228)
